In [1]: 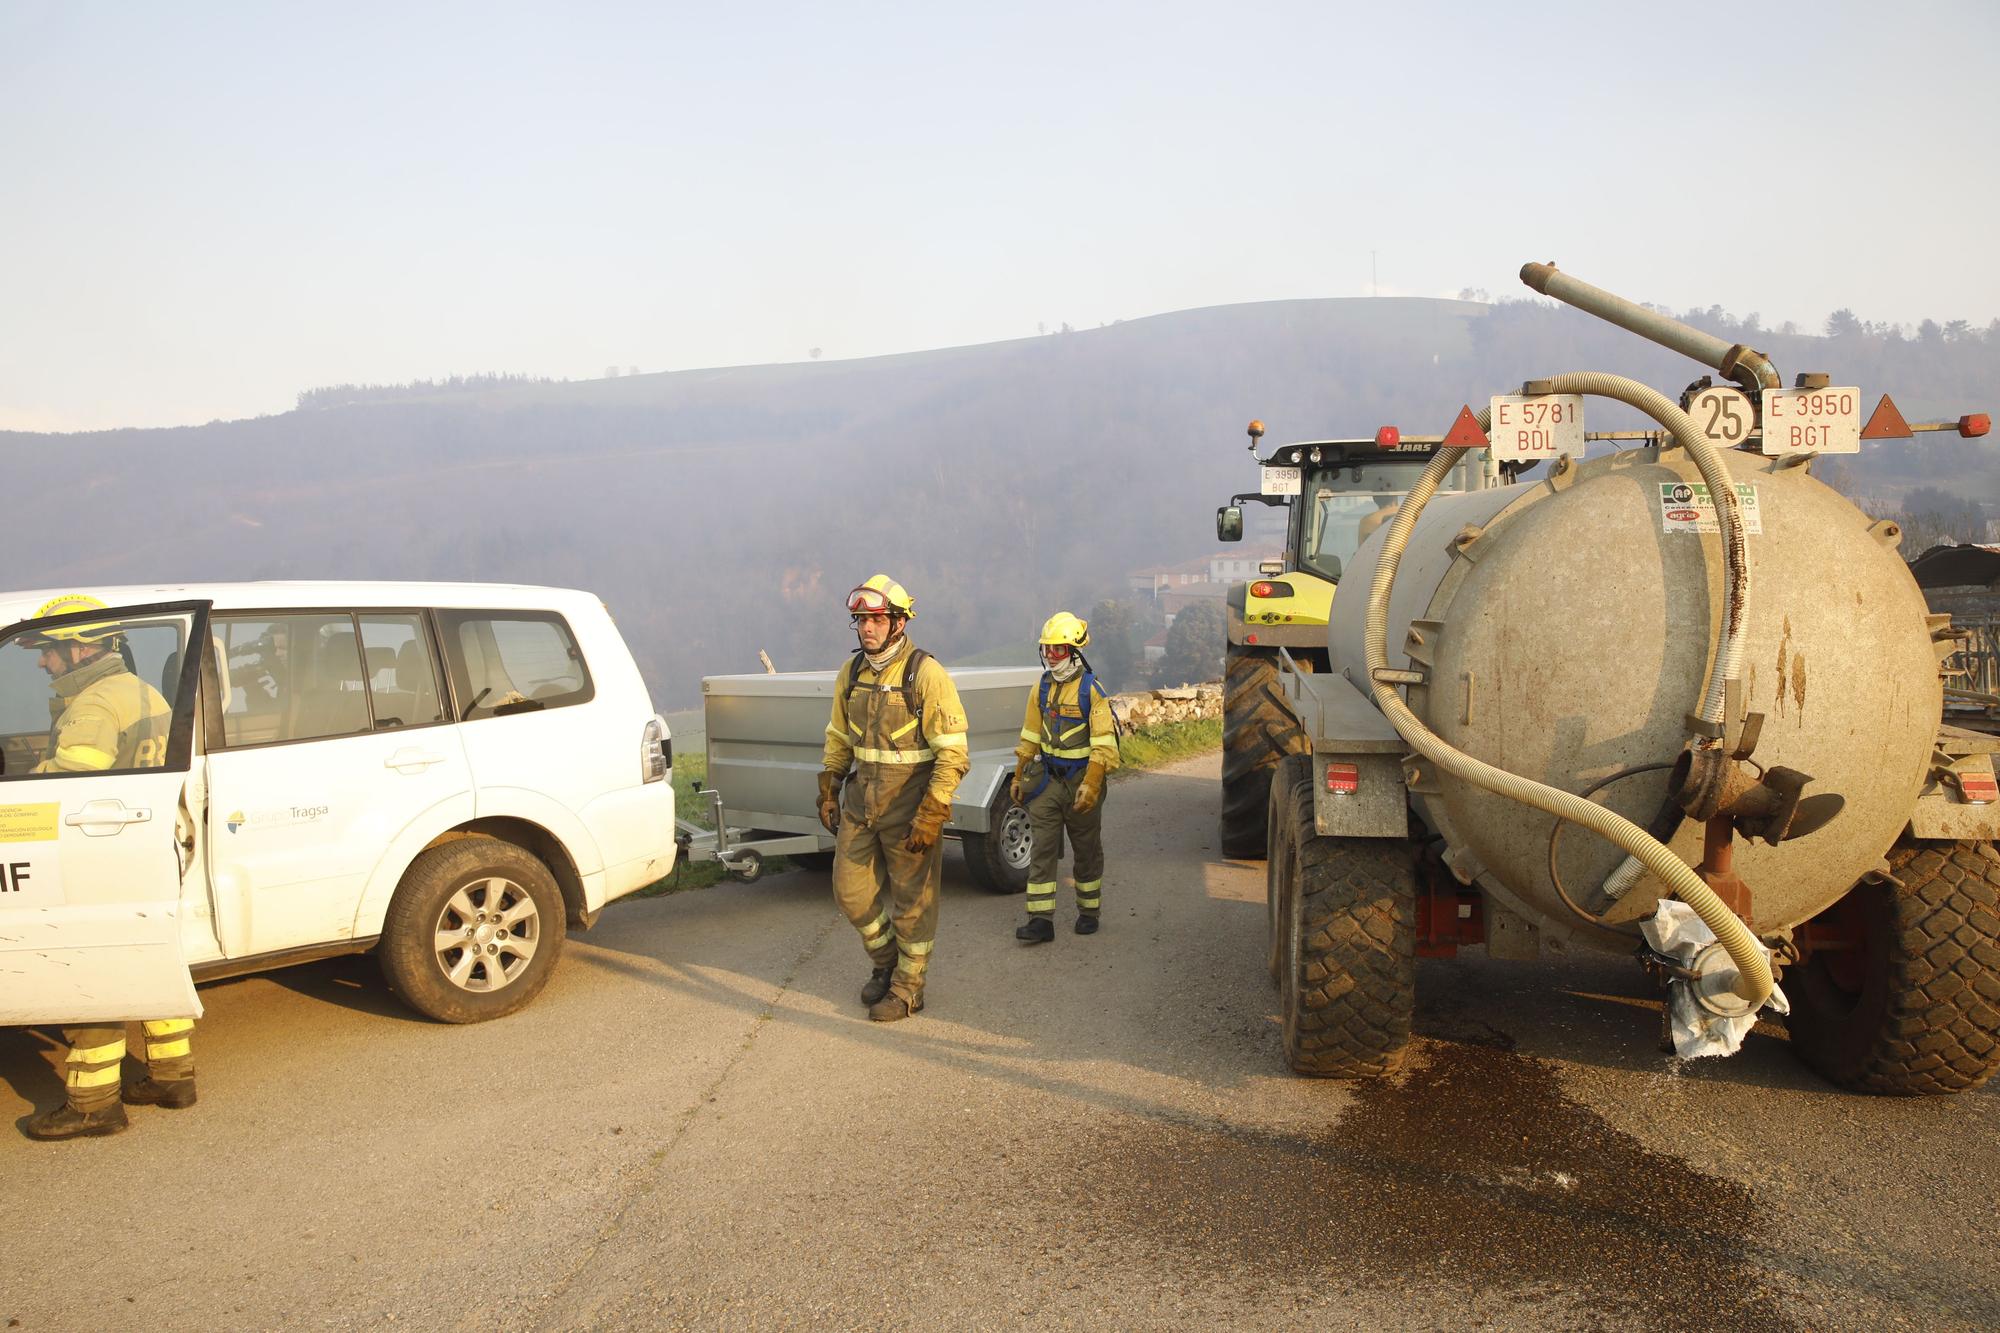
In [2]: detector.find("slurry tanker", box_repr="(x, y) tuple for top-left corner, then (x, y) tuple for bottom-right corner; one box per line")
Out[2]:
(1220, 262), (1998, 1094)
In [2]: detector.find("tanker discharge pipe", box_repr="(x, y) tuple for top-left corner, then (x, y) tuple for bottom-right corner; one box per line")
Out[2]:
(1520, 262), (1782, 394)
(1364, 382), (1772, 1006)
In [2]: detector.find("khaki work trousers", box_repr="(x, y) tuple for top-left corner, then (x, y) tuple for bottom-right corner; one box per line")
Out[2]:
(60, 1020), (195, 1113)
(832, 773), (941, 1004)
(1025, 768), (1104, 919)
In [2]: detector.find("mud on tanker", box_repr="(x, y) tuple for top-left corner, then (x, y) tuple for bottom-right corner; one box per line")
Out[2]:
(1220, 261), (2000, 1095)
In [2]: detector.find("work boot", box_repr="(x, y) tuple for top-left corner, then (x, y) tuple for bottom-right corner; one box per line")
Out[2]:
(868, 991), (924, 1022)
(123, 1078), (198, 1110)
(25, 1102), (129, 1141)
(1015, 916), (1055, 945)
(1075, 913), (1100, 936)
(860, 963), (897, 1007)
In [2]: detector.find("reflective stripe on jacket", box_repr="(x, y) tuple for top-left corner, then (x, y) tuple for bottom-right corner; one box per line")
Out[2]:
(1018, 674), (1119, 770)
(820, 638), (970, 823)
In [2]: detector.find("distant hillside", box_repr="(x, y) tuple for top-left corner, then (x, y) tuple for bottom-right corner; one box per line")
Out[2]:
(5, 295), (1995, 707)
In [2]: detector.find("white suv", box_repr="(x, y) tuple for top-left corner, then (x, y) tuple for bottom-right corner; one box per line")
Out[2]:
(0, 583), (676, 1025)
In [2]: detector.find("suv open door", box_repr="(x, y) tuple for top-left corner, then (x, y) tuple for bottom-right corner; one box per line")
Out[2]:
(0, 600), (211, 1024)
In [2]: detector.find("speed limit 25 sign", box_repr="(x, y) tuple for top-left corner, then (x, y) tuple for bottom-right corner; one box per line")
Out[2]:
(1688, 385), (1754, 448)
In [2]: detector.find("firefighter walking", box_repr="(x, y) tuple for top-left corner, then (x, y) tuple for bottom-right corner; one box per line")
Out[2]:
(18, 594), (198, 1140)
(1013, 612), (1119, 943)
(818, 575), (970, 1021)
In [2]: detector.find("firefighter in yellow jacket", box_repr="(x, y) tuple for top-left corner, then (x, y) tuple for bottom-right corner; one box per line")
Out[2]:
(818, 575), (970, 1021)
(20, 595), (197, 1141)
(1012, 612), (1119, 943)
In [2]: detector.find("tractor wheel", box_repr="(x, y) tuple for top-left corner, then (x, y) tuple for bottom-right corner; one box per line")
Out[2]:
(1221, 645), (1310, 860)
(1266, 754), (1310, 987)
(1787, 838), (2000, 1095)
(1278, 774), (1416, 1078)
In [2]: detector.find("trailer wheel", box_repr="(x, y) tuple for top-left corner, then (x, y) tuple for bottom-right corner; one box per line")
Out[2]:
(1278, 776), (1416, 1077)
(1787, 838), (2000, 1095)
(1266, 754), (1310, 987)
(962, 783), (1031, 894)
(379, 836), (568, 1024)
(1221, 645), (1310, 860)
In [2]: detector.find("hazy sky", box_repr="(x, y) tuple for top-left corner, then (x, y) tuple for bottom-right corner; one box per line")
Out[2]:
(3, 0), (1995, 432)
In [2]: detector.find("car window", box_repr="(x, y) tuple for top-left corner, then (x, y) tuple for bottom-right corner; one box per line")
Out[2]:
(359, 615), (445, 730)
(436, 611), (593, 720)
(0, 607), (197, 778)
(216, 614), (369, 746)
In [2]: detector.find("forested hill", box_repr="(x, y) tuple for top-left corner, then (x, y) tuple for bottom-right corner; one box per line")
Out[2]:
(5, 296), (1995, 708)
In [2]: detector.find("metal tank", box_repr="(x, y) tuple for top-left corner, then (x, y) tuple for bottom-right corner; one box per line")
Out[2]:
(1328, 445), (1941, 948)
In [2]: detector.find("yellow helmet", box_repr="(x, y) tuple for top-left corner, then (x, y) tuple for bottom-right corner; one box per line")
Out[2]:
(25, 594), (124, 647)
(847, 574), (915, 620)
(1039, 611), (1089, 648)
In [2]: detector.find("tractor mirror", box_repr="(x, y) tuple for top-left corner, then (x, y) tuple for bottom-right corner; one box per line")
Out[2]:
(1216, 505), (1243, 542)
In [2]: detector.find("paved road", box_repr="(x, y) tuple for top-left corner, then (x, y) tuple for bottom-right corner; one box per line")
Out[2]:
(4, 752), (1996, 1330)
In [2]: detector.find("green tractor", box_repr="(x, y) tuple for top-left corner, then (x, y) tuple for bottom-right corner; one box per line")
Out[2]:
(1213, 421), (1485, 858)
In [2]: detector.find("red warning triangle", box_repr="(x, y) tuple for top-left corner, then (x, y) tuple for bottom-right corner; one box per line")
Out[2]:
(1860, 393), (1912, 440)
(1441, 405), (1488, 448)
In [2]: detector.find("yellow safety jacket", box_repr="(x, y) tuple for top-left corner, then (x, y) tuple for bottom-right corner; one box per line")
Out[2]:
(1018, 674), (1119, 773)
(821, 638), (970, 824)
(34, 653), (173, 773)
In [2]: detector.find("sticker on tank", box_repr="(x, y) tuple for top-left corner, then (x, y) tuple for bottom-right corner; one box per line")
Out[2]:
(1657, 481), (1762, 536)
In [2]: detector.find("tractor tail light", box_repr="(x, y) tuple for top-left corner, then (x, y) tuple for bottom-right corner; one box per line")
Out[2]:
(1375, 426), (1400, 449)
(1326, 762), (1359, 795)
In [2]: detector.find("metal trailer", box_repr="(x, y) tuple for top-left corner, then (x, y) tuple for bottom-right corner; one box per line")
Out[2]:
(676, 665), (1037, 892)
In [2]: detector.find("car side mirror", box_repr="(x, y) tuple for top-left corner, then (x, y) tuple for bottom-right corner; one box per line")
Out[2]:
(1216, 505), (1243, 542)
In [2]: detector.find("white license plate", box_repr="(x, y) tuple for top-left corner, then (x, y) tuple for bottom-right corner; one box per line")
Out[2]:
(1760, 387), (1861, 455)
(1261, 465), (1301, 496)
(1487, 394), (1584, 463)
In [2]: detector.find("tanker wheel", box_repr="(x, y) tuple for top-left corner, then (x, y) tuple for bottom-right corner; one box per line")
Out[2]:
(1278, 775), (1416, 1077)
(1266, 754), (1310, 988)
(1220, 645), (1310, 860)
(1786, 838), (2000, 1095)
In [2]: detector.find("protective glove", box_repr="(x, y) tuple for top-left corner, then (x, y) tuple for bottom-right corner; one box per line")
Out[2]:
(904, 792), (952, 853)
(817, 770), (843, 834)
(1072, 760), (1106, 815)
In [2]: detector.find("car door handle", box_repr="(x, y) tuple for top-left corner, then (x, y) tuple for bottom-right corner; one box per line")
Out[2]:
(385, 748), (446, 774)
(64, 800), (152, 837)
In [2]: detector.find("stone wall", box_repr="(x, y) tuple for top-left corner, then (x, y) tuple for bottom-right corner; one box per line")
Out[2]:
(1108, 682), (1222, 728)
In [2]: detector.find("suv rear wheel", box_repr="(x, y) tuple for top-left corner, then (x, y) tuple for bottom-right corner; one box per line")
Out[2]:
(380, 836), (568, 1023)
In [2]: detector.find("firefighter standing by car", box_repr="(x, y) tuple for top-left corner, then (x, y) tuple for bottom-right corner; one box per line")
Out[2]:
(19, 594), (198, 1141)
(818, 575), (970, 1021)
(1012, 612), (1119, 943)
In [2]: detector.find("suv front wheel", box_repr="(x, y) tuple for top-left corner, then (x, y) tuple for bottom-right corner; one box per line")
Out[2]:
(381, 836), (569, 1023)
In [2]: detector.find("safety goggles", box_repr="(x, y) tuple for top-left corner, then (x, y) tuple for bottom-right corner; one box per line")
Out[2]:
(847, 587), (894, 616)
(1041, 644), (1073, 660)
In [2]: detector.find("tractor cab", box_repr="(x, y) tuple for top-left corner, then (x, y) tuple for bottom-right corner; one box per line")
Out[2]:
(1216, 424), (1481, 645)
